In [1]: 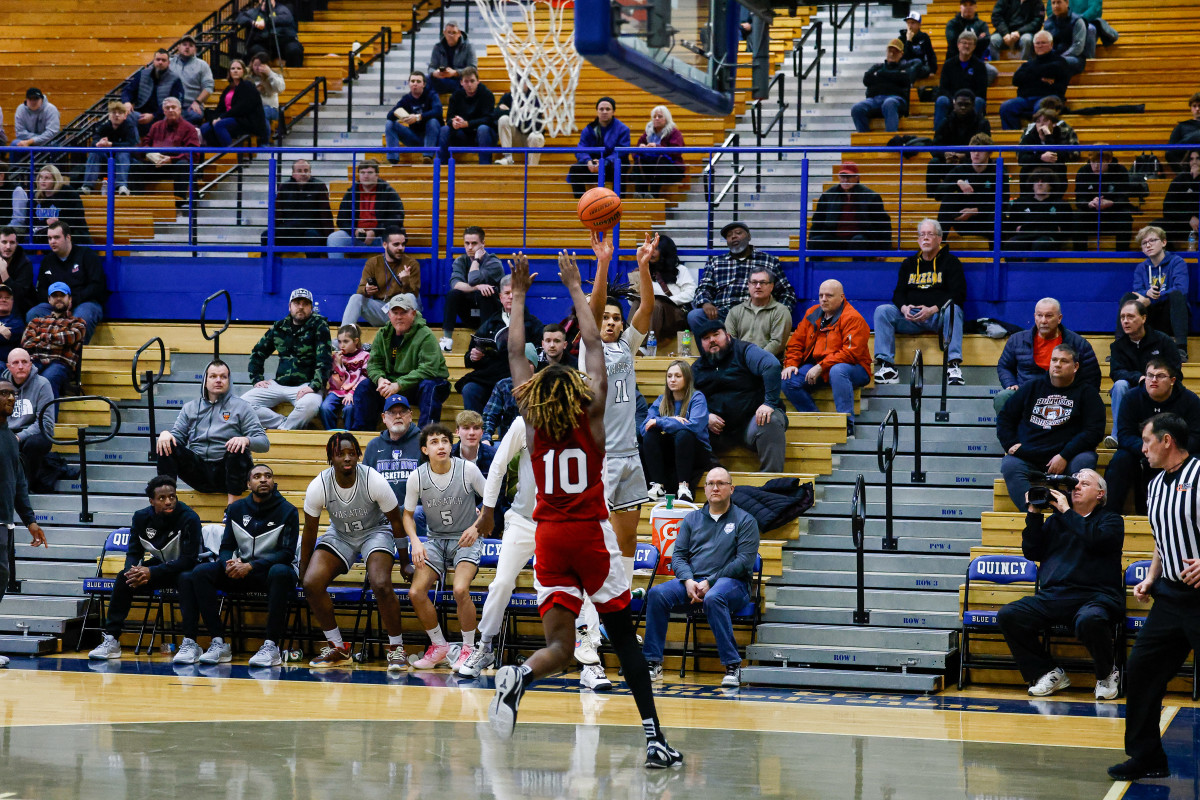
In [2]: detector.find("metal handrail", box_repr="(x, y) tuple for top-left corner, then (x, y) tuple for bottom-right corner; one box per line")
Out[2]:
(276, 76), (328, 148)
(936, 299), (955, 423)
(132, 337), (168, 461)
(910, 349), (926, 483)
(346, 26), (394, 133)
(201, 289), (233, 360)
(877, 408), (899, 552)
(40, 396), (122, 523)
(750, 73), (787, 193)
(703, 133), (743, 248)
(828, 1), (866, 78)
(791, 20), (825, 131)
(850, 473), (869, 624)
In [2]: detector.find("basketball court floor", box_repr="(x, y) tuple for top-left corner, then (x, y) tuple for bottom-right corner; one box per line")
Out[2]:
(0, 656), (1194, 798)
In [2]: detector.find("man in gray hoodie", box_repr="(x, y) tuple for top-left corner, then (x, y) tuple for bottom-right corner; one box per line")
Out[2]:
(156, 360), (270, 504)
(13, 88), (60, 148)
(4, 348), (55, 493)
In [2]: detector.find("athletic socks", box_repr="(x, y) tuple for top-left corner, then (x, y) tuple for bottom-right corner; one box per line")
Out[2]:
(480, 634), (494, 649)
(623, 556), (636, 585)
(388, 635), (404, 646)
(462, 629), (476, 648)
(323, 628), (344, 648)
(427, 627), (447, 646)
(601, 607), (667, 744)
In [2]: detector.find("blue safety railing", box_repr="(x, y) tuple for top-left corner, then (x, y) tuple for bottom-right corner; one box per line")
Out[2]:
(4, 142), (1197, 328)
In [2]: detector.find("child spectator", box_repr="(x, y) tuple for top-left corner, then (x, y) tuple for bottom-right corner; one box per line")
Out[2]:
(81, 100), (139, 196)
(320, 325), (370, 430)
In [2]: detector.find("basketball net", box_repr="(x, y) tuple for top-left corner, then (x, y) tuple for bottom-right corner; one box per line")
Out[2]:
(473, 0), (583, 138)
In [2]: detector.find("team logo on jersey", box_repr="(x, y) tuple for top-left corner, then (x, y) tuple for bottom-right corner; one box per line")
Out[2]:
(222, 411), (231, 421)
(145, 528), (156, 537)
(243, 515), (251, 526)
(724, 523), (735, 534)
(72, 265), (80, 273)
(1177, 483), (1192, 492)
(1030, 395), (1074, 429)
(393, 450), (401, 459)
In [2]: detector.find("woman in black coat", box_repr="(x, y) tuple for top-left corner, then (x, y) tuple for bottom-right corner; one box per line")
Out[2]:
(32, 164), (92, 247)
(201, 60), (269, 146)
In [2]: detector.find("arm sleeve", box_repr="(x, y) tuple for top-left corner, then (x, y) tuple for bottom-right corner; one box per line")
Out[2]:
(464, 461), (487, 500)
(770, 262), (797, 312)
(1115, 392), (1144, 451)
(746, 345), (783, 406)
(427, 92), (443, 122)
(1058, 508), (1124, 554)
(1067, 18), (1087, 58)
(482, 421), (524, 508)
(239, 405), (271, 453)
(367, 468), (400, 513)
(692, 261), (717, 307)
(996, 382), (1028, 450)
(763, 307), (789, 357)
(11, 453), (34, 529)
(670, 516), (696, 582)
(124, 518), (146, 570)
(310, 326), (333, 392)
(1170, 255), (1190, 296)
(302, 477), (326, 517)
(818, 311), (871, 372)
(403, 470), (421, 513)
(247, 327), (275, 383)
(169, 403), (194, 444)
(685, 392), (710, 439)
(1058, 387), (1106, 460)
(672, 264), (697, 305)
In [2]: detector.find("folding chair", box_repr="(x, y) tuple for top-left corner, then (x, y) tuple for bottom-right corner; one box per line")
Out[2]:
(77, 528), (131, 650)
(678, 553), (763, 678)
(958, 554), (1038, 690)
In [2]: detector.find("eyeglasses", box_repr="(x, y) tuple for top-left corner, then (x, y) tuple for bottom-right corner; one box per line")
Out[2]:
(1141, 238), (1163, 245)
(917, 232), (940, 239)
(705, 480), (732, 488)
(747, 279), (773, 287)
(1146, 372), (1173, 382)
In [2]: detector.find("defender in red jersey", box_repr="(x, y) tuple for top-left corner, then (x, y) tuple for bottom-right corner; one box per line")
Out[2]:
(488, 248), (683, 770)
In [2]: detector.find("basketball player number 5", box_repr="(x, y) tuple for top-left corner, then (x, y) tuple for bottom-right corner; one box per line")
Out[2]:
(541, 448), (587, 494)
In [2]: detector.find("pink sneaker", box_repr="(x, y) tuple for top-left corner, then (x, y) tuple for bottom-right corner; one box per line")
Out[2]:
(452, 645), (474, 671)
(407, 643), (453, 669)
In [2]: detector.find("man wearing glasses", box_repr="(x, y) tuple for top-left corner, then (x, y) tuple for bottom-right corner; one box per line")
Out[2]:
(1105, 358), (1200, 513)
(724, 269), (790, 358)
(641, 467), (760, 689)
(1125, 226), (1190, 362)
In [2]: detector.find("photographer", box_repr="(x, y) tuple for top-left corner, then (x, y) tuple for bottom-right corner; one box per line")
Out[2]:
(453, 275), (542, 413)
(997, 469), (1125, 699)
(998, 343), (1105, 510)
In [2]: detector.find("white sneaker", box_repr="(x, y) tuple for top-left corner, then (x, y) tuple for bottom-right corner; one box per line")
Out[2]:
(580, 663), (613, 691)
(1028, 667), (1070, 697)
(198, 638), (232, 665)
(648, 661), (663, 681)
(676, 484), (693, 503)
(575, 626), (600, 665)
(647, 483), (665, 501)
(1095, 667), (1120, 700)
(947, 363), (965, 386)
(495, 155), (514, 165)
(457, 645), (495, 678)
(721, 664), (741, 688)
(874, 362), (899, 384)
(0, 655), (9, 668)
(248, 641), (282, 668)
(439, 336), (454, 352)
(173, 638), (203, 664)
(1102, 435), (1118, 449)
(117, 185), (130, 196)
(88, 633), (122, 660)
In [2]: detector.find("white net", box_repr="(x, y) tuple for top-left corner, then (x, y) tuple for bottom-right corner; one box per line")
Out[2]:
(473, 0), (583, 138)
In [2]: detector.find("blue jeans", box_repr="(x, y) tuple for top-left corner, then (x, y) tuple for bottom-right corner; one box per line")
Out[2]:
(438, 123), (495, 164)
(326, 229), (358, 259)
(26, 300), (104, 344)
(460, 380), (491, 413)
(932, 95), (987, 131)
(783, 362), (870, 422)
(1109, 379), (1130, 438)
(642, 576), (751, 666)
(1001, 451), (1098, 510)
(872, 304), (963, 363)
(38, 360), (72, 397)
(83, 152), (131, 189)
(999, 95), (1041, 130)
(200, 117), (243, 147)
(384, 118), (441, 159)
(427, 73), (461, 95)
(319, 391), (350, 430)
(850, 95), (906, 133)
(352, 376), (450, 426)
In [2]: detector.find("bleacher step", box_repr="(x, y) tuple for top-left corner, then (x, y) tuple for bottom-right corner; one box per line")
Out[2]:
(779, 568), (960, 591)
(15, 579), (91, 597)
(10, 560), (94, 581)
(764, 605), (961, 629)
(773, 586), (961, 613)
(745, 641), (952, 670)
(0, 595), (85, 616)
(0, 634), (58, 656)
(801, 516), (980, 537)
(794, 533), (974, 555)
(830, 453), (1002, 476)
(740, 666), (942, 693)
(837, 433), (1003, 455)
(755, 623), (956, 651)
(0, 614), (81, 636)
(793, 552), (965, 575)
(818, 484), (994, 506)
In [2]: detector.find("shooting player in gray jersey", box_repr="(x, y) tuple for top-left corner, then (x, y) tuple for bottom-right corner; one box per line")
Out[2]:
(404, 422), (487, 671)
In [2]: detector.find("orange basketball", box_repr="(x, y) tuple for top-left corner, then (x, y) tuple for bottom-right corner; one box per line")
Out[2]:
(577, 187), (623, 232)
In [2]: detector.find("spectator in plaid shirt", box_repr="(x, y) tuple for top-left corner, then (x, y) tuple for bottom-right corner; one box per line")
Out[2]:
(480, 342), (538, 443)
(18, 282), (85, 398)
(693, 222), (797, 320)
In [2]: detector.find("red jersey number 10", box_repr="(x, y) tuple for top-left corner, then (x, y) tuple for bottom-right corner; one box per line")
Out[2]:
(541, 448), (587, 494)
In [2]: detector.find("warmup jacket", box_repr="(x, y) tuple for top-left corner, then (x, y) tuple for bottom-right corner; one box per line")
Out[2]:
(126, 501), (202, 579)
(996, 325), (1101, 389)
(220, 489), (299, 571)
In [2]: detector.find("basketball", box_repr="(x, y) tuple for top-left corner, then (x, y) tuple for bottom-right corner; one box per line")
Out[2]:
(577, 187), (622, 232)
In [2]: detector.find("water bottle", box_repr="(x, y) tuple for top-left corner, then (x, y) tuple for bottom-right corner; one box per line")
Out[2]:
(1190, 230), (1198, 252)
(679, 330), (693, 357)
(645, 330), (657, 357)
(665, 494), (674, 510)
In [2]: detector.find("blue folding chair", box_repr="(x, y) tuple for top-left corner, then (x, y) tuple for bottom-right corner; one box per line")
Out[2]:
(77, 528), (132, 651)
(957, 554), (1037, 690)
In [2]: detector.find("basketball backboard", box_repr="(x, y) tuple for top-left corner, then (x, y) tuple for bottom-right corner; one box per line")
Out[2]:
(574, 0), (740, 115)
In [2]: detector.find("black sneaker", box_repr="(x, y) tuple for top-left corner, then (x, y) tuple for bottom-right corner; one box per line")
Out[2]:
(1107, 756), (1170, 781)
(488, 665), (528, 738)
(645, 739), (684, 769)
(846, 419), (855, 439)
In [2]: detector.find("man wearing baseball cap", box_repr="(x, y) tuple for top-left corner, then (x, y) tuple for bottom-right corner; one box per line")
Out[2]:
(241, 288), (332, 430)
(170, 35), (215, 125)
(13, 88), (59, 148)
(809, 162), (892, 252)
(898, 12), (937, 82)
(18, 282), (85, 397)
(850, 39), (911, 134)
(355, 293), (450, 426)
(693, 221), (796, 321)
(363, 394), (422, 503)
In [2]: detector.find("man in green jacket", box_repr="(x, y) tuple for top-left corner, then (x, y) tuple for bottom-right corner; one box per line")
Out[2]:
(353, 293), (450, 426)
(242, 288), (332, 430)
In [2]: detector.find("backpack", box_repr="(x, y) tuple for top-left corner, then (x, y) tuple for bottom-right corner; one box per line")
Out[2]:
(1128, 153), (1162, 203)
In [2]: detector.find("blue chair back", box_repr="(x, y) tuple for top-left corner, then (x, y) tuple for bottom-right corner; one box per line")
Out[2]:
(634, 542), (659, 572)
(104, 527), (131, 554)
(1125, 559), (1153, 586)
(478, 538), (503, 569)
(968, 555), (1037, 584)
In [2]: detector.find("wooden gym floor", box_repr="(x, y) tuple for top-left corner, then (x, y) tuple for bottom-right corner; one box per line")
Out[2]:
(0, 656), (1195, 798)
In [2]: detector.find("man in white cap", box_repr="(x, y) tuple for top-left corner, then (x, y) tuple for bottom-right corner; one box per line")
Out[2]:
(241, 288), (332, 430)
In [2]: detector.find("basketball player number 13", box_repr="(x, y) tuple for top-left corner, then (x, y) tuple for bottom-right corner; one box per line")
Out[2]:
(541, 448), (587, 494)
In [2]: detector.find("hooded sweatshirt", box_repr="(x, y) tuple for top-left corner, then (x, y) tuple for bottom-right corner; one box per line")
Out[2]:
(892, 245), (968, 309)
(366, 313), (449, 392)
(2, 364), (55, 441)
(220, 488), (299, 570)
(127, 500), (202, 579)
(169, 379), (270, 462)
(996, 374), (1105, 464)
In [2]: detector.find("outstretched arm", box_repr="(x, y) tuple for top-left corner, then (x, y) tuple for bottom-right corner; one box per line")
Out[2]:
(629, 233), (656, 335)
(507, 253), (536, 389)
(586, 230), (613, 326)
(561, 252), (607, 410)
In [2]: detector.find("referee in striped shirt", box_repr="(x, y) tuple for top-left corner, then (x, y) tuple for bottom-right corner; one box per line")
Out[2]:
(1110, 412), (1200, 782)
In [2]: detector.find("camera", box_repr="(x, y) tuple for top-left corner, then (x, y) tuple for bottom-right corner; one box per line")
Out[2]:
(1027, 473), (1079, 510)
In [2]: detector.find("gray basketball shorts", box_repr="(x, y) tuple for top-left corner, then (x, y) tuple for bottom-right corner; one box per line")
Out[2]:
(316, 527), (398, 572)
(604, 453), (649, 512)
(424, 536), (484, 576)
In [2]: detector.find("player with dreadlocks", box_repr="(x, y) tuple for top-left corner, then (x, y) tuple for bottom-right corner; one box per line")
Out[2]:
(488, 249), (684, 770)
(299, 431), (422, 668)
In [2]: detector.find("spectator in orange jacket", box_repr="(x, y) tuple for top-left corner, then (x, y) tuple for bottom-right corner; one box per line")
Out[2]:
(781, 279), (872, 437)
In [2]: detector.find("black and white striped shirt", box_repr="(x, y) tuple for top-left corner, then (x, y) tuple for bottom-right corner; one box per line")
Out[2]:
(1147, 456), (1200, 583)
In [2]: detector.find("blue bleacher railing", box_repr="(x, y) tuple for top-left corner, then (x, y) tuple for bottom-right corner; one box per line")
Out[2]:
(6, 142), (1199, 326)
